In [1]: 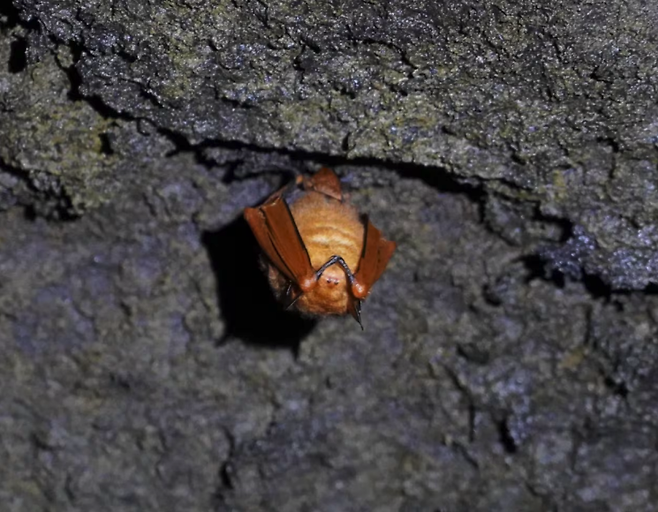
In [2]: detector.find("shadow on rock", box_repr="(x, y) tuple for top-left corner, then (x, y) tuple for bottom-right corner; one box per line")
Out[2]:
(202, 215), (316, 350)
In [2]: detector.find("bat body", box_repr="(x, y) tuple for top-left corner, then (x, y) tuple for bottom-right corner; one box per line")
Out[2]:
(244, 168), (396, 328)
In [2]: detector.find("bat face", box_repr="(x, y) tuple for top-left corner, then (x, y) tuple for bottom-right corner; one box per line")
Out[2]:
(244, 168), (396, 328)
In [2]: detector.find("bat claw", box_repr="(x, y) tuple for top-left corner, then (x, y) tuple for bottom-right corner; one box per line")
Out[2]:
(349, 299), (363, 330)
(284, 283), (303, 310)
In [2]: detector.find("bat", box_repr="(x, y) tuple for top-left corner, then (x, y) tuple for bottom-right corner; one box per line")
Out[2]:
(244, 167), (396, 328)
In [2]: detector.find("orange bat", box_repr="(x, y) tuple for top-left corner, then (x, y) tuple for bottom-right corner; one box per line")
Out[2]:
(244, 167), (396, 328)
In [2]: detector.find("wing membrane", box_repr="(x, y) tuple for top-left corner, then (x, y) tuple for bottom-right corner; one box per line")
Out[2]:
(353, 218), (396, 296)
(244, 197), (315, 287)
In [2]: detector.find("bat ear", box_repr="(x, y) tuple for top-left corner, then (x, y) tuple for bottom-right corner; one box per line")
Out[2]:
(347, 298), (363, 330)
(304, 167), (343, 201)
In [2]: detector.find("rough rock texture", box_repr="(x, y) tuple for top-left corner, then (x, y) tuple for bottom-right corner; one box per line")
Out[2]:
(1, 0), (658, 511)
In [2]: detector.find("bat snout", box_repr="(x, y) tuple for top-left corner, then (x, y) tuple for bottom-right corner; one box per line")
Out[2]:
(320, 264), (346, 288)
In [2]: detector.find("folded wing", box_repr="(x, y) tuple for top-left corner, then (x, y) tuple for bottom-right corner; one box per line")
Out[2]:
(244, 196), (317, 291)
(351, 218), (396, 300)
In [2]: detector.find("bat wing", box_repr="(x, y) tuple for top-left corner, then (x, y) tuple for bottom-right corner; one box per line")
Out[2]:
(304, 167), (343, 201)
(244, 196), (317, 292)
(351, 218), (396, 299)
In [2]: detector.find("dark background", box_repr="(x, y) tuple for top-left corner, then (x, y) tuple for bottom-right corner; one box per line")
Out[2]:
(1, 1), (658, 510)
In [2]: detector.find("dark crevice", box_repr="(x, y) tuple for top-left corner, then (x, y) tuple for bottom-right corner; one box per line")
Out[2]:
(299, 35), (321, 54)
(0, 158), (78, 222)
(518, 215), (614, 299)
(579, 417), (603, 444)
(596, 135), (620, 153)
(158, 127), (194, 157)
(61, 42), (84, 101)
(218, 96), (253, 109)
(603, 376), (629, 399)
(397, 165), (484, 200)
(457, 342), (490, 365)
(99, 132), (114, 155)
(151, 124), (487, 203)
(521, 253), (546, 282)
(215, 426), (236, 499)
(482, 193), (572, 247)
(116, 48), (137, 64)
(496, 416), (518, 454)
(0, 2), (20, 29)
(86, 94), (133, 120)
(521, 254), (566, 288)
(108, 371), (133, 392)
(57, 41), (136, 123)
(532, 206), (572, 244)
(340, 133), (350, 152)
(644, 283), (658, 295)
(581, 272), (612, 299)
(22, 192), (77, 222)
(73, 85), (129, 119)
(8, 36), (28, 73)
(218, 461), (234, 490)
(138, 87), (165, 109)
(21, 203), (38, 221)
(521, 252), (614, 300)
(220, 162), (303, 186)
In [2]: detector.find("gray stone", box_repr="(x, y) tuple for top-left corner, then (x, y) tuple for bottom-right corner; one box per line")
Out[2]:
(2, 0), (658, 510)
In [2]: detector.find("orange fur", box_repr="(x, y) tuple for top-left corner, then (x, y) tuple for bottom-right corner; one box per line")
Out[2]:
(267, 191), (364, 315)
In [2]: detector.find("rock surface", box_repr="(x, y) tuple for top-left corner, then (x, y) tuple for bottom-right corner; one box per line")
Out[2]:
(1, 0), (658, 510)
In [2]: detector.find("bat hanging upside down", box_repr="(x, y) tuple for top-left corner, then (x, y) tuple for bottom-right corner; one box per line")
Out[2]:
(244, 167), (396, 329)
